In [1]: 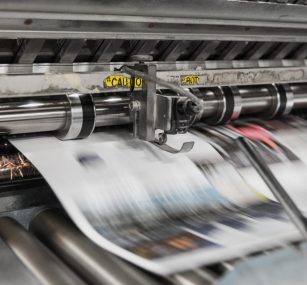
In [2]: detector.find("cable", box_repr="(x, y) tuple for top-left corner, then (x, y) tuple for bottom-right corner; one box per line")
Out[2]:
(120, 65), (203, 112)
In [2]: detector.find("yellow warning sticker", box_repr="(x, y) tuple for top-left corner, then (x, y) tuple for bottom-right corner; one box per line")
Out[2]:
(180, 75), (200, 86)
(104, 75), (143, 88)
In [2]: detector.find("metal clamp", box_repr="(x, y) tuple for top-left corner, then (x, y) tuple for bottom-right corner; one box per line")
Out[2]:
(262, 85), (281, 119)
(202, 87), (226, 125)
(56, 93), (96, 140)
(202, 86), (241, 125)
(152, 131), (194, 153)
(275, 83), (294, 116)
(230, 86), (242, 120)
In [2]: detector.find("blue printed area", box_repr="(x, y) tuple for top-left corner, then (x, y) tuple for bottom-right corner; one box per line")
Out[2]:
(181, 213), (247, 236)
(187, 223), (218, 236)
(242, 202), (285, 221)
(149, 186), (228, 211)
(218, 216), (247, 230)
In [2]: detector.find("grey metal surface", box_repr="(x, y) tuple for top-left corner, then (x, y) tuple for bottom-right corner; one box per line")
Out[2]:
(0, 61), (304, 76)
(0, 95), (67, 134)
(0, 1), (304, 64)
(239, 86), (273, 114)
(0, 65), (305, 96)
(170, 269), (217, 285)
(94, 93), (130, 126)
(0, 93), (130, 134)
(2, 19), (307, 42)
(0, 217), (87, 285)
(55, 39), (86, 63)
(128, 64), (157, 141)
(0, 38), (305, 65)
(0, 237), (41, 285)
(290, 83), (307, 108)
(0, 0), (307, 29)
(0, 180), (56, 214)
(14, 39), (45, 64)
(0, 206), (55, 228)
(30, 209), (161, 285)
(0, 83), (305, 135)
(56, 93), (84, 140)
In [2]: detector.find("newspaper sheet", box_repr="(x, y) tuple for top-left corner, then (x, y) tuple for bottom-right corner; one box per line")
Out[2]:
(10, 126), (303, 275)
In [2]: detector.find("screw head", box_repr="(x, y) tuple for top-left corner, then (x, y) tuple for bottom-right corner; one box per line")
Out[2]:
(129, 100), (141, 111)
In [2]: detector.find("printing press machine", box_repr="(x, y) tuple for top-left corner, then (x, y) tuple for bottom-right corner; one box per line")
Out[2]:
(2, 0), (307, 284)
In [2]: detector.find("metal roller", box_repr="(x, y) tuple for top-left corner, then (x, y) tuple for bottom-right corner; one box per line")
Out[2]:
(0, 83), (305, 136)
(30, 209), (161, 285)
(169, 269), (217, 285)
(0, 93), (130, 135)
(56, 93), (96, 140)
(0, 217), (86, 285)
(289, 83), (307, 109)
(0, 237), (41, 285)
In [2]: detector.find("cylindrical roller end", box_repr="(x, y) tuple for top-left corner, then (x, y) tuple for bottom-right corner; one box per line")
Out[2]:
(30, 209), (160, 285)
(0, 217), (85, 285)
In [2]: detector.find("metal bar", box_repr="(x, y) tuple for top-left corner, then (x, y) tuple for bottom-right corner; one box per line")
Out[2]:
(159, 41), (190, 61)
(243, 42), (275, 60)
(239, 85), (274, 114)
(92, 40), (124, 62)
(30, 209), (160, 285)
(0, 238), (41, 285)
(190, 41), (220, 61)
(2, 19), (307, 42)
(290, 83), (307, 108)
(14, 39), (45, 64)
(0, 0), (307, 29)
(0, 82), (304, 135)
(236, 136), (307, 239)
(170, 269), (216, 285)
(291, 43), (307, 59)
(129, 40), (159, 59)
(55, 39), (85, 63)
(94, 93), (130, 126)
(269, 43), (300, 60)
(121, 65), (203, 108)
(0, 95), (68, 134)
(0, 66), (305, 96)
(0, 93), (131, 134)
(131, 64), (157, 140)
(218, 42), (247, 60)
(0, 217), (87, 285)
(0, 61), (304, 76)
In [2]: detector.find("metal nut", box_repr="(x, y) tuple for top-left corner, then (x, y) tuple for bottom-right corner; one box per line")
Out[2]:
(129, 100), (141, 111)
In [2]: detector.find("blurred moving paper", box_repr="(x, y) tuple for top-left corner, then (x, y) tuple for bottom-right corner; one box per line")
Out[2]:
(10, 129), (300, 275)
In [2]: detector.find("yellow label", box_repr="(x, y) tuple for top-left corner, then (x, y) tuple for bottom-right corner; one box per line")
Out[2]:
(104, 75), (143, 88)
(180, 75), (200, 86)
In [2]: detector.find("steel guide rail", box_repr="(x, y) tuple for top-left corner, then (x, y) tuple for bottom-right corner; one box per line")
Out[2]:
(0, 66), (306, 96)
